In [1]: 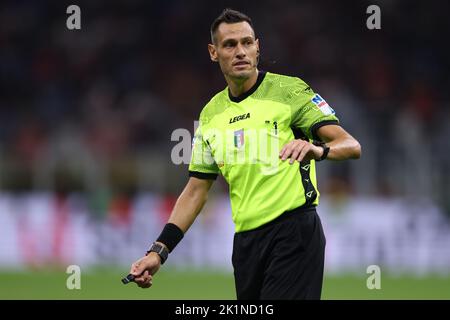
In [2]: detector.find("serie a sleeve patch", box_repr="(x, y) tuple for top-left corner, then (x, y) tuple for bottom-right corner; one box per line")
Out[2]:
(311, 94), (335, 116)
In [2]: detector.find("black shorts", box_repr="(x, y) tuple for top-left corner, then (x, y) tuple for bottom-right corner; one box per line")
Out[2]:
(232, 206), (326, 300)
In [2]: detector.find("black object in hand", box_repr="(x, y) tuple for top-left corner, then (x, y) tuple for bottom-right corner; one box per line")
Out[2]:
(121, 274), (135, 284)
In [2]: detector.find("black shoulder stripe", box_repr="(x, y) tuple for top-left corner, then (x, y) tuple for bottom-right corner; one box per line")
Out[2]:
(311, 120), (340, 141)
(188, 171), (218, 180)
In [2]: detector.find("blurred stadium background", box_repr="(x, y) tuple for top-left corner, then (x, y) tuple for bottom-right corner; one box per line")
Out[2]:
(1, 0), (449, 299)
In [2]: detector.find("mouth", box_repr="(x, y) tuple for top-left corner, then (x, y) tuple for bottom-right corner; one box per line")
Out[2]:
(233, 61), (250, 67)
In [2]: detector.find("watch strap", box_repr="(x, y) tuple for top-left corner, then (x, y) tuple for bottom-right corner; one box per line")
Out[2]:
(313, 140), (330, 161)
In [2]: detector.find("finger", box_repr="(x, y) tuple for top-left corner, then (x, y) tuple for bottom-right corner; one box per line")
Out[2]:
(134, 278), (145, 286)
(137, 271), (153, 282)
(141, 275), (153, 288)
(296, 145), (311, 163)
(279, 141), (294, 159)
(134, 274), (145, 283)
(289, 144), (304, 164)
(281, 143), (295, 161)
(134, 277), (149, 288)
(130, 261), (138, 274)
(139, 281), (152, 289)
(135, 276), (150, 288)
(136, 274), (153, 288)
(134, 270), (147, 280)
(279, 145), (287, 158)
(131, 267), (141, 276)
(130, 260), (145, 276)
(142, 270), (150, 279)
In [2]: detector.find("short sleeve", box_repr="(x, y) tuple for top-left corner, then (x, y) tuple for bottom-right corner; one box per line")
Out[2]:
(188, 121), (219, 180)
(290, 79), (340, 141)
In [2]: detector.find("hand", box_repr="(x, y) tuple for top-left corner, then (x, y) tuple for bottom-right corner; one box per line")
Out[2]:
(129, 252), (161, 288)
(279, 139), (323, 164)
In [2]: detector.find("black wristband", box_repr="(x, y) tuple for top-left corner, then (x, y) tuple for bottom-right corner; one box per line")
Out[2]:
(313, 140), (330, 161)
(156, 223), (184, 253)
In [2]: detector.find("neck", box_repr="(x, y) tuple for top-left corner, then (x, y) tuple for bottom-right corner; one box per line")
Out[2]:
(226, 69), (259, 97)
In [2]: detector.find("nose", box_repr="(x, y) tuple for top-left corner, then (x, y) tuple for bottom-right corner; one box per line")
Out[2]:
(235, 43), (246, 59)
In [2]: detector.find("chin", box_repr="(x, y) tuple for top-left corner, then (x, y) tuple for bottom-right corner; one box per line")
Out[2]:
(230, 69), (253, 79)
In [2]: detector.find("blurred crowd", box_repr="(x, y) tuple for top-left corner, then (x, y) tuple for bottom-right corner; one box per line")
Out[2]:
(0, 0), (449, 213)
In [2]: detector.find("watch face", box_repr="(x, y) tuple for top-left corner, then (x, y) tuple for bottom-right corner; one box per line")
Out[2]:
(152, 244), (162, 253)
(150, 243), (168, 263)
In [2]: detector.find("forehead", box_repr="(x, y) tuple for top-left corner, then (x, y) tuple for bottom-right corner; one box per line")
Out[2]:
(216, 21), (255, 42)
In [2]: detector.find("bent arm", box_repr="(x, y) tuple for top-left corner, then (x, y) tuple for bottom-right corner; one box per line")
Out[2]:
(316, 125), (361, 160)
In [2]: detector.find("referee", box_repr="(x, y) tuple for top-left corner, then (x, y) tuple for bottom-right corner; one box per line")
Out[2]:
(129, 8), (361, 299)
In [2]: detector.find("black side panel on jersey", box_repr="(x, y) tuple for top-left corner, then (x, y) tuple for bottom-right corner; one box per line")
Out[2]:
(291, 127), (318, 206)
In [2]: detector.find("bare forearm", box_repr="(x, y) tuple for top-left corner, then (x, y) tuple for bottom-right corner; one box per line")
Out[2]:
(153, 178), (212, 256)
(325, 136), (361, 160)
(315, 125), (361, 161)
(167, 185), (208, 233)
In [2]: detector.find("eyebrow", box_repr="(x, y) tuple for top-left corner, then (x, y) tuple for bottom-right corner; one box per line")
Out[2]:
(221, 36), (254, 45)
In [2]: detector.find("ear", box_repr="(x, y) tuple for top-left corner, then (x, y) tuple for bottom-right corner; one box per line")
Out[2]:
(255, 39), (260, 57)
(208, 43), (218, 62)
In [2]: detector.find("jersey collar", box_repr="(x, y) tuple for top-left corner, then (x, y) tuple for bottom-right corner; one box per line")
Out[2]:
(228, 70), (267, 103)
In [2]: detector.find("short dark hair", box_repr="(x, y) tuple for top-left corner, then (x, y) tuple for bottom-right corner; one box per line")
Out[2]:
(210, 8), (255, 44)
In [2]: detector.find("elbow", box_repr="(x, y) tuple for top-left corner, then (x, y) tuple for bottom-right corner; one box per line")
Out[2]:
(351, 141), (362, 159)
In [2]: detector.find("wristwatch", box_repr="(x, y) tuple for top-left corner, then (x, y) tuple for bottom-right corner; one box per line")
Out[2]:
(146, 242), (169, 264)
(313, 140), (330, 161)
